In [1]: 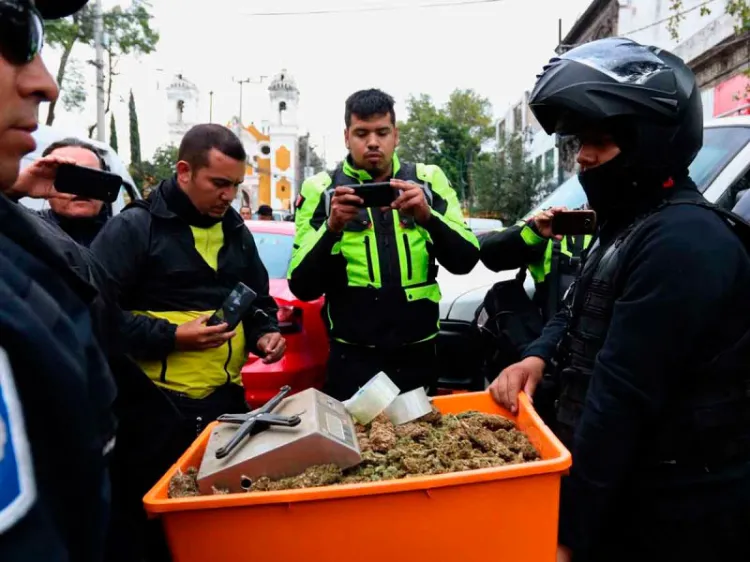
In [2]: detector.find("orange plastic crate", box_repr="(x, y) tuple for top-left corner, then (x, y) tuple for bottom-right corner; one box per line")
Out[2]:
(144, 391), (571, 562)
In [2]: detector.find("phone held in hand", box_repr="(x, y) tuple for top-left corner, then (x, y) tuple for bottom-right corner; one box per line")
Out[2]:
(207, 282), (258, 332)
(54, 163), (123, 203)
(551, 210), (597, 235)
(343, 182), (396, 208)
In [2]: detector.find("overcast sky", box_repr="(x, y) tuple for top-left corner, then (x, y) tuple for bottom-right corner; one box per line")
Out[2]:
(43, 0), (594, 166)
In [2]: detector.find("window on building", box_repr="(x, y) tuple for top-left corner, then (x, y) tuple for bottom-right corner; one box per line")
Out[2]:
(513, 104), (523, 132)
(535, 155), (542, 176)
(497, 120), (506, 145)
(544, 149), (555, 179)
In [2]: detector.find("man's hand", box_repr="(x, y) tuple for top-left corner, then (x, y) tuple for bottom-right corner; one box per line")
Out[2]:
(390, 179), (431, 225)
(8, 154), (76, 201)
(327, 186), (363, 233)
(175, 315), (235, 351)
(556, 545), (573, 562)
(488, 356), (546, 414)
(531, 206), (567, 240)
(257, 332), (286, 364)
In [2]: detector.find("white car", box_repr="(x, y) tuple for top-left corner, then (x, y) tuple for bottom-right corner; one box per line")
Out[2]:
(18, 124), (141, 214)
(436, 116), (750, 390)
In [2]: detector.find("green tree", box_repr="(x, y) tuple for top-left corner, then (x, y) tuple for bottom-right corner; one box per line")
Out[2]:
(471, 134), (549, 222)
(109, 113), (118, 153)
(296, 134), (326, 189)
(45, 1), (159, 127)
(397, 94), (441, 164)
(128, 90), (141, 165)
(397, 89), (494, 201)
(668, 0), (750, 40)
(130, 144), (178, 196)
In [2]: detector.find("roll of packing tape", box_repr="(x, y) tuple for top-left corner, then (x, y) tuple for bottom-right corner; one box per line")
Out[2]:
(344, 372), (400, 425)
(384, 387), (433, 425)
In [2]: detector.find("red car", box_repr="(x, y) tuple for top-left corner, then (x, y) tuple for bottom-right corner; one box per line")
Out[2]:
(241, 220), (329, 407)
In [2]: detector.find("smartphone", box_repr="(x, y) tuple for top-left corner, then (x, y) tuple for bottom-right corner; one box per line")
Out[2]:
(551, 210), (597, 235)
(207, 282), (258, 331)
(344, 182), (396, 208)
(54, 163), (123, 203)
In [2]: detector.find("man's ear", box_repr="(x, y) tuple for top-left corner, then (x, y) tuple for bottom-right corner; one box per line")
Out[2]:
(176, 161), (191, 187)
(344, 127), (350, 150)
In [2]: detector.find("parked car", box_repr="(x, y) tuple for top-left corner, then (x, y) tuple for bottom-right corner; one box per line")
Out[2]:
(18, 124), (141, 213)
(240, 220), (328, 407)
(435, 116), (750, 391)
(464, 217), (504, 234)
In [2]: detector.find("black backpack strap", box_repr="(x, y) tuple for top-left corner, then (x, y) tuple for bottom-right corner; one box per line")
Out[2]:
(546, 239), (562, 319)
(665, 199), (750, 249)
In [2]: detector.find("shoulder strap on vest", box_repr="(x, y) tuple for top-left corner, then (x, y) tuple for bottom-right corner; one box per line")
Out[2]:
(665, 199), (750, 250)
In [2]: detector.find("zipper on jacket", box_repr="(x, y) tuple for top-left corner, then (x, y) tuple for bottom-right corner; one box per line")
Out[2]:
(402, 233), (413, 280)
(224, 338), (233, 384)
(159, 357), (168, 383)
(364, 236), (375, 283)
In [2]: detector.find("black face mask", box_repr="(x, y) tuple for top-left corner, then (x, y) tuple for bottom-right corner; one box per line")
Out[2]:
(578, 152), (666, 224)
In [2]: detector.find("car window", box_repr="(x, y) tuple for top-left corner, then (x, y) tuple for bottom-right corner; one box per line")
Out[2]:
(524, 125), (750, 218)
(253, 232), (294, 279)
(690, 126), (750, 191)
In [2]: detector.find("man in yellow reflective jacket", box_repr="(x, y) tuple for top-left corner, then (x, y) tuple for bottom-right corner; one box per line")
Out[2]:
(289, 89), (479, 400)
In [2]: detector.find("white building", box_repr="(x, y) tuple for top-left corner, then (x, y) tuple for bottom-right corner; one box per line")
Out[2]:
(493, 92), (558, 187)
(165, 74), (200, 148)
(229, 69), (301, 213)
(496, 0), (746, 185)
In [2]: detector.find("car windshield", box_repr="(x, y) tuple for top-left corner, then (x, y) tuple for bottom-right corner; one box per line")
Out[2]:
(525, 124), (750, 217)
(253, 232), (294, 279)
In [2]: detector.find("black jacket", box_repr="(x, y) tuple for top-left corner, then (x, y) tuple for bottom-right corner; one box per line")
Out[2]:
(0, 194), (115, 562)
(289, 156), (479, 348)
(524, 182), (750, 557)
(37, 206), (110, 248)
(90, 179), (279, 398)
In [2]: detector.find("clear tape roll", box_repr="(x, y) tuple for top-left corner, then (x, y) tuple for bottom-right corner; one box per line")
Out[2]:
(384, 387), (433, 425)
(344, 372), (400, 425)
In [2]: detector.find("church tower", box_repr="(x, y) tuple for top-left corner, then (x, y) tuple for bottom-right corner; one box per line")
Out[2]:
(166, 74), (200, 147)
(266, 69), (300, 210)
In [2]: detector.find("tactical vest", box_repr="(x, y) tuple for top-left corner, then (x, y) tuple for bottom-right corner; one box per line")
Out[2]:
(546, 234), (588, 319)
(319, 162), (443, 348)
(555, 201), (750, 467)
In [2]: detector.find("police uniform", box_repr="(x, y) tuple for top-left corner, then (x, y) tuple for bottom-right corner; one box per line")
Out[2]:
(479, 218), (592, 322)
(289, 154), (479, 399)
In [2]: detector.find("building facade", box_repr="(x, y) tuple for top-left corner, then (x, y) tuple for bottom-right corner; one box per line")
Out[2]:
(165, 74), (200, 148)
(551, 0), (749, 181)
(229, 69), (300, 213)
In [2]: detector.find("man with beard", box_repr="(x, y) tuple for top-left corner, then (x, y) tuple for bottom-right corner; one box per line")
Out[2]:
(91, 123), (286, 560)
(489, 38), (750, 562)
(288, 89), (479, 400)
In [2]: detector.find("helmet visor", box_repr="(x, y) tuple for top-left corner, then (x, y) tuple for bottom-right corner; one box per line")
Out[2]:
(561, 38), (669, 84)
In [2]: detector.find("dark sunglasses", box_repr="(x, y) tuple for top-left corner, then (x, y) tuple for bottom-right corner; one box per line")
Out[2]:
(0, 0), (44, 66)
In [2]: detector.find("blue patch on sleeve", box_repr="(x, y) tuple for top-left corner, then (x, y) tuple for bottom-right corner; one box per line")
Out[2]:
(0, 347), (36, 534)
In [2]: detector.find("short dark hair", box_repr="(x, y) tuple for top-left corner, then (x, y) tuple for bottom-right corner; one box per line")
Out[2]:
(42, 138), (109, 171)
(178, 124), (247, 171)
(257, 204), (273, 216)
(345, 89), (396, 128)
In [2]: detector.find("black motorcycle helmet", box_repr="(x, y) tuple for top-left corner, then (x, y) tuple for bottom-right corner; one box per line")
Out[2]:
(529, 37), (703, 216)
(34, 0), (88, 19)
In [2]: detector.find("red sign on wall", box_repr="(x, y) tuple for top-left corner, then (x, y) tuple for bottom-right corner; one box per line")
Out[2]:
(714, 74), (750, 117)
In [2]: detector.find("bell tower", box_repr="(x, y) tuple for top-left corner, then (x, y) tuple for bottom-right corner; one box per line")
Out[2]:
(267, 69), (300, 210)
